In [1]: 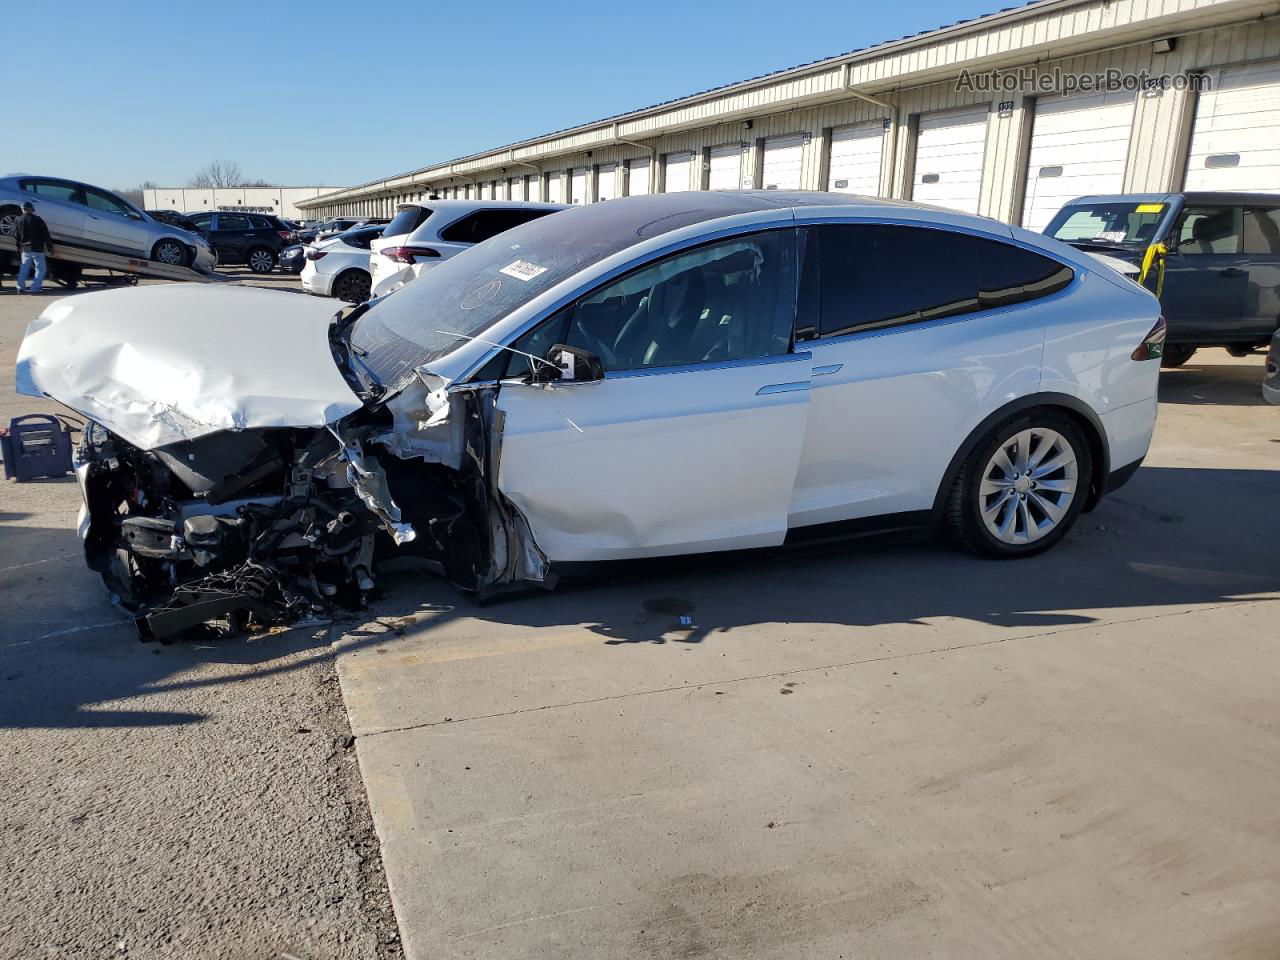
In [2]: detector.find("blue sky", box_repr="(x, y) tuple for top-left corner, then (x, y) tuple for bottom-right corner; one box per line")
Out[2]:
(4, 0), (987, 191)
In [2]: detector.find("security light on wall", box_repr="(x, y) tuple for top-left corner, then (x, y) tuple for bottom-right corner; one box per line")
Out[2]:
(1152, 37), (1176, 53)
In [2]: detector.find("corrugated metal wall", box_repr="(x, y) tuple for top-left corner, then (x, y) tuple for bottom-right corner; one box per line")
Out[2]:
(299, 3), (1280, 222)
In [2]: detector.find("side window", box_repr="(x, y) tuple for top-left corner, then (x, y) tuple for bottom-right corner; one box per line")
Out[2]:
(797, 224), (1072, 339)
(563, 231), (796, 372)
(440, 209), (549, 244)
(217, 214), (251, 231)
(83, 188), (132, 217)
(188, 213), (212, 230)
(1243, 207), (1280, 256)
(1173, 206), (1241, 255)
(250, 215), (273, 229)
(24, 179), (83, 205)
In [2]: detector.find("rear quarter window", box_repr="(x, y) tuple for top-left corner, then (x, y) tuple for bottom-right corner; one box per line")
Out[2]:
(439, 208), (554, 244)
(798, 224), (1073, 339)
(384, 206), (432, 238)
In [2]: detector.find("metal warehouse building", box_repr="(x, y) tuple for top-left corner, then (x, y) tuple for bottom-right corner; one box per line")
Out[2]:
(298, 0), (1280, 227)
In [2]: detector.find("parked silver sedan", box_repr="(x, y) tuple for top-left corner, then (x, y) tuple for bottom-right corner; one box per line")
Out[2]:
(0, 174), (215, 270)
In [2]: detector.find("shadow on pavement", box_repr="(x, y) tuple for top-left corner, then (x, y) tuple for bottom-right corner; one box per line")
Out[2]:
(1158, 358), (1268, 406)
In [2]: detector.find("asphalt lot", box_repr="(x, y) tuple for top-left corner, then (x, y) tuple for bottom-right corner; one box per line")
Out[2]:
(2, 267), (1278, 958)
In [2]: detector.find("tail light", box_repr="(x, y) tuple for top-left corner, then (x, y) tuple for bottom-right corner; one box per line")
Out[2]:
(1131, 316), (1166, 361)
(305, 249), (327, 261)
(381, 245), (440, 264)
(277, 230), (293, 241)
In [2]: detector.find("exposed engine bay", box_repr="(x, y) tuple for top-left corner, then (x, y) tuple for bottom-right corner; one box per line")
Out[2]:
(72, 353), (549, 642)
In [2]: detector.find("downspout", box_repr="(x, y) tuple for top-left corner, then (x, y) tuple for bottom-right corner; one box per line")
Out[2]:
(843, 63), (900, 197)
(612, 123), (657, 189)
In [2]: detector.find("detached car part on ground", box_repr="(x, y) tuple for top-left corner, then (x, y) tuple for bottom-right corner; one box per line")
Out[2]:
(16, 193), (1163, 641)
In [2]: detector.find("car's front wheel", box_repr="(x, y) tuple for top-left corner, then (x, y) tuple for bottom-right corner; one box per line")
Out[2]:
(945, 411), (1093, 558)
(151, 238), (190, 267)
(247, 247), (276, 274)
(332, 269), (371, 303)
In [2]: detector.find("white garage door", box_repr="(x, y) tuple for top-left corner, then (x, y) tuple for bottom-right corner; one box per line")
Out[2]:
(570, 167), (588, 204)
(627, 158), (651, 196)
(596, 163), (617, 201)
(547, 172), (563, 203)
(1021, 89), (1136, 232)
(509, 177), (524, 201)
(762, 134), (804, 190)
(708, 144), (742, 190)
(1185, 60), (1280, 193)
(912, 105), (989, 215)
(527, 175), (542, 202)
(664, 151), (693, 192)
(827, 121), (884, 195)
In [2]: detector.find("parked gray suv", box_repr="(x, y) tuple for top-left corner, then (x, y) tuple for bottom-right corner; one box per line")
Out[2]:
(1045, 192), (1280, 366)
(0, 175), (215, 271)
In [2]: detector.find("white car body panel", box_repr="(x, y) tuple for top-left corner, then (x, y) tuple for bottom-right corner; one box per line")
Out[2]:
(301, 233), (374, 298)
(495, 353), (812, 562)
(15, 284), (358, 450)
(369, 200), (567, 298)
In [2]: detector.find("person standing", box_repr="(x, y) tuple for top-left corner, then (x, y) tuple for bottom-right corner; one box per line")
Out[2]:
(15, 201), (54, 294)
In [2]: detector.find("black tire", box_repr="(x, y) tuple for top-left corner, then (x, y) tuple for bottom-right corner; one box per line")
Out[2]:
(151, 238), (190, 267)
(332, 269), (372, 303)
(1161, 344), (1197, 368)
(246, 247), (276, 274)
(0, 205), (18, 238)
(944, 410), (1093, 559)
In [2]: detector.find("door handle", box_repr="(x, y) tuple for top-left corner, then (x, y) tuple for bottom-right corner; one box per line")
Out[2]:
(756, 381), (810, 396)
(1219, 267), (1246, 278)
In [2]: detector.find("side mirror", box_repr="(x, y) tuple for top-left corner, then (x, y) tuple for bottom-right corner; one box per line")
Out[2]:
(531, 344), (605, 385)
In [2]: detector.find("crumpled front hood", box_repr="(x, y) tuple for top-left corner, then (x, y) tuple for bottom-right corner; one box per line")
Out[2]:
(16, 284), (363, 450)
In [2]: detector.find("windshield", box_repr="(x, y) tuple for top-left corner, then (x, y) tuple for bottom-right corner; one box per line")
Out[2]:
(1045, 201), (1169, 247)
(348, 192), (779, 395)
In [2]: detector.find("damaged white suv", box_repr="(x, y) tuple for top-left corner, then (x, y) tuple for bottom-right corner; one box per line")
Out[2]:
(16, 192), (1163, 640)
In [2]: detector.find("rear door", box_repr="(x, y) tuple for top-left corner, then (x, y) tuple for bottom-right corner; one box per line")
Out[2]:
(1242, 205), (1280, 342)
(493, 229), (810, 562)
(1161, 204), (1248, 341)
(18, 178), (87, 245)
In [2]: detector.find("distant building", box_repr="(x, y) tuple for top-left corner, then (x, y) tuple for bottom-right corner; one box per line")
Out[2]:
(142, 186), (344, 220)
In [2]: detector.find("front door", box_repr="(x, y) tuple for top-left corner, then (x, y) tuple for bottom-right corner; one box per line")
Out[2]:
(493, 229), (811, 563)
(1160, 204), (1248, 342)
(81, 186), (150, 255)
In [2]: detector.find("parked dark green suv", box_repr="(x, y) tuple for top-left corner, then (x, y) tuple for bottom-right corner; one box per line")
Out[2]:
(1044, 192), (1280, 367)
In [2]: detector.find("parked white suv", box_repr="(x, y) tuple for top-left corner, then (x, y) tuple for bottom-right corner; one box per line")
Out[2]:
(300, 224), (385, 302)
(368, 200), (566, 298)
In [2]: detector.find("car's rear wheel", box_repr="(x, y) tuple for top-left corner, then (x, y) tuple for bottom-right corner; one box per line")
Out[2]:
(1160, 344), (1197, 368)
(151, 238), (189, 267)
(945, 411), (1092, 558)
(0, 205), (19, 238)
(332, 269), (371, 303)
(247, 247), (276, 274)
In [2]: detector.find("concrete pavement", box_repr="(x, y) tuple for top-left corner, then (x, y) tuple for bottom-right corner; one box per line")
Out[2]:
(335, 353), (1280, 959)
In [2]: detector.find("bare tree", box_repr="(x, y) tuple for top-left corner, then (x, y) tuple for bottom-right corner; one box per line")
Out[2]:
(189, 161), (245, 189)
(114, 180), (157, 207)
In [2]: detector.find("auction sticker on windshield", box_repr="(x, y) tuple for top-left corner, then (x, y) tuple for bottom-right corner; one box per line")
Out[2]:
(499, 260), (548, 282)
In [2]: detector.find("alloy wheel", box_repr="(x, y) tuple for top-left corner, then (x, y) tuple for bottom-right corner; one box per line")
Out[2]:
(249, 249), (274, 273)
(0, 212), (18, 237)
(978, 427), (1078, 545)
(154, 240), (185, 265)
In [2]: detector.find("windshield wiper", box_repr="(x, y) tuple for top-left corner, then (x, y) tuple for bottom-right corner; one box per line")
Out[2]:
(330, 320), (385, 402)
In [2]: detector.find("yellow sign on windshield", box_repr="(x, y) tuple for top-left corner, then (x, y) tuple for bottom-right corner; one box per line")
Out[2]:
(1135, 203), (1165, 214)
